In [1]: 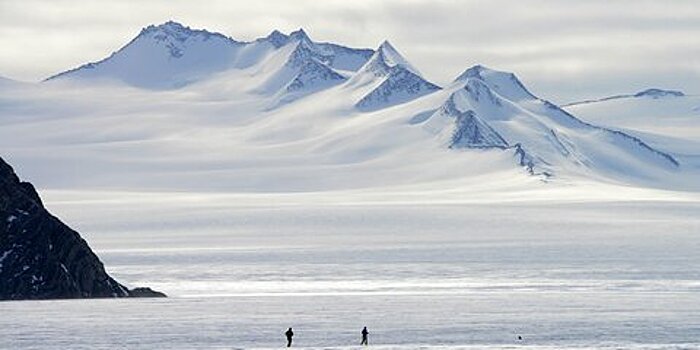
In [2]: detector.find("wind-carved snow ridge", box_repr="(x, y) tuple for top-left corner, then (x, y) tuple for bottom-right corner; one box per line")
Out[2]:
(425, 64), (679, 178)
(352, 41), (441, 112)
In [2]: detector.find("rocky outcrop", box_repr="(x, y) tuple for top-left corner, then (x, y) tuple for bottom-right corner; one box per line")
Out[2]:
(0, 157), (165, 300)
(128, 287), (167, 298)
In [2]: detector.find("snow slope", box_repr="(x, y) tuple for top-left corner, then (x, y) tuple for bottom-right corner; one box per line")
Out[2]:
(1, 21), (698, 195)
(347, 41), (441, 111)
(565, 91), (700, 180)
(2, 22), (698, 350)
(46, 21), (246, 89)
(252, 37), (348, 106)
(45, 22), (373, 90)
(420, 66), (680, 185)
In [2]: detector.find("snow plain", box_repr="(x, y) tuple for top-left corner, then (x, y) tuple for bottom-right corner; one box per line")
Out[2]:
(1, 201), (700, 349)
(1, 22), (700, 349)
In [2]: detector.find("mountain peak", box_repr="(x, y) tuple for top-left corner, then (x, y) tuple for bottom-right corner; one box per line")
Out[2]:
(138, 20), (236, 46)
(634, 88), (685, 98)
(158, 20), (187, 30)
(262, 29), (290, 48)
(454, 65), (534, 101)
(454, 64), (497, 82)
(376, 40), (417, 73)
(142, 20), (192, 37)
(378, 40), (394, 51)
(353, 40), (420, 79)
(46, 20), (241, 88)
(289, 28), (311, 42)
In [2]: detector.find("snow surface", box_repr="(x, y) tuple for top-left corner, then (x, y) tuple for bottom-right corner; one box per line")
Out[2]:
(565, 92), (700, 177)
(347, 40), (441, 111)
(2, 22), (700, 349)
(1, 199), (700, 349)
(46, 22), (373, 90)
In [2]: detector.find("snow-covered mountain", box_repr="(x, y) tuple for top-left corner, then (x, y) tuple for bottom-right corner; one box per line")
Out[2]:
(46, 21), (246, 89)
(45, 22), (373, 90)
(565, 90), (700, 187)
(253, 34), (349, 106)
(421, 66), (679, 180)
(563, 88), (686, 107)
(347, 41), (441, 111)
(257, 29), (374, 72)
(1, 21), (697, 194)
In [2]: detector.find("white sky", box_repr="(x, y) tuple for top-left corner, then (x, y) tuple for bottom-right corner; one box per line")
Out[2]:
(1, 0), (699, 103)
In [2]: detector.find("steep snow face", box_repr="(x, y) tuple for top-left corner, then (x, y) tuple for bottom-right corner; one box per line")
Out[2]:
(431, 94), (508, 149)
(355, 68), (442, 111)
(454, 65), (535, 101)
(350, 41), (441, 111)
(423, 65), (679, 179)
(349, 41), (420, 83)
(47, 21), (245, 89)
(254, 40), (347, 106)
(246, 30), (377, 107)
(285, 60), (345, 93)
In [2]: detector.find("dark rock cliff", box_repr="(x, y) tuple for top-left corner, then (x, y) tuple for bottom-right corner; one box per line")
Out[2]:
(0, 157), (165, 300)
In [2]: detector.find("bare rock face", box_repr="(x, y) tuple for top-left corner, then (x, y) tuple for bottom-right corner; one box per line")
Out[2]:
(0, 157), (165, 300)
(128, 287), (167, 298)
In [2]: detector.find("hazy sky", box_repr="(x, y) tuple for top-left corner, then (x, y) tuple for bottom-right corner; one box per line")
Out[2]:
(1, 0), (699, 103)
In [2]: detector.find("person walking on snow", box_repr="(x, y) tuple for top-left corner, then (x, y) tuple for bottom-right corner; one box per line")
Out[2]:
(361, 326), (369, 346)
(285, 327), (294, 347)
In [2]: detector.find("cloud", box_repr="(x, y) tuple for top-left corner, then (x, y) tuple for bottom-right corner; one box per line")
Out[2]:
(1, 0), (699, 102)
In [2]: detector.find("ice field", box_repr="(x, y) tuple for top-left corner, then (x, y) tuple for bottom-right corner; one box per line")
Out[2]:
(2, 200), (699, 349)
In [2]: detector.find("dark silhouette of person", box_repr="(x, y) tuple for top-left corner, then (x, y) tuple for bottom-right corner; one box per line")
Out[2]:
(285, 327), (294, 347)
(361, 326), (369, 346)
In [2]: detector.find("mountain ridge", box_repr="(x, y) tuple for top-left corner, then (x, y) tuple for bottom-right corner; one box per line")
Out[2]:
(1, 21), (693, 191)
(0, 156), (165, 300)
(45, 21), (375, 90)
(562, 88), (687, 107)
(422, 65), (679, 178)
